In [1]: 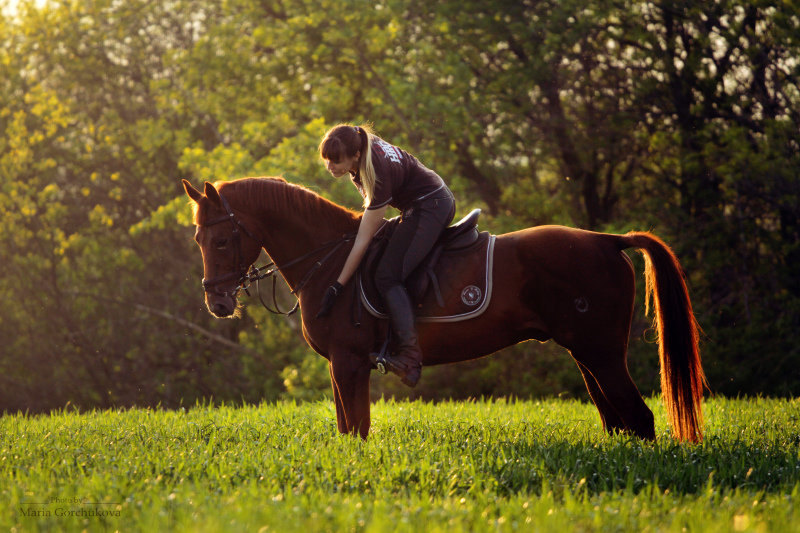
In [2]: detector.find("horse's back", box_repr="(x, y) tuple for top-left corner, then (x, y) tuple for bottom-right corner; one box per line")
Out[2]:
(491, 225), (636, 349)
(498, 225), (632, 276)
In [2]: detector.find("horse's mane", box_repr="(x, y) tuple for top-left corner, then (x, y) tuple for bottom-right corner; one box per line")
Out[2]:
(216, 177), (361, 231)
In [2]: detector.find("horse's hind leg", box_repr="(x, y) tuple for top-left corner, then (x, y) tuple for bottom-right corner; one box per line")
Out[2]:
(573, 349), (655, 440)
(574, 360), (626, 434)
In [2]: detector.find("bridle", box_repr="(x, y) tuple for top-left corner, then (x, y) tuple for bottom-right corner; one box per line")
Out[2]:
(198, 193), (354, 315)
(200, 193), (257, 297)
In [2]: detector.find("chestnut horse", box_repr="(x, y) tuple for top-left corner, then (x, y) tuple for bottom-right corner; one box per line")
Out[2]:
(182, 177), (706, 442)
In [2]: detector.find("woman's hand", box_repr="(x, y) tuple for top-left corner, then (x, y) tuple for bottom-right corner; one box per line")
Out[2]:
(316, 282), (343, 318)
(316, 205), (387, 320)
(333, 206), (388, 286)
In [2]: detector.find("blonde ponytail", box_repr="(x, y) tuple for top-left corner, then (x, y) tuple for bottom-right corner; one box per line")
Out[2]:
(359, 129), (377, 208)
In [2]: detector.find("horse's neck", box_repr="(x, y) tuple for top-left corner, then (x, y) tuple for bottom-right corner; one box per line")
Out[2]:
(248, 188), (357, 289)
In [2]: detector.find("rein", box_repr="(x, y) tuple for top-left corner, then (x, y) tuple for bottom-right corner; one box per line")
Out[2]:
(199, 193), (354, 315)
(240, 235), (353, 315)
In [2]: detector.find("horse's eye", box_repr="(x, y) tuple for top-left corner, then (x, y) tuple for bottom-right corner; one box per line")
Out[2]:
(214, 238), (228, 250)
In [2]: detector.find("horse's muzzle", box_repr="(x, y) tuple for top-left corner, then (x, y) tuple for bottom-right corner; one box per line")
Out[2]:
(206, 292), (237, 318)
(210, 302), (234, 317)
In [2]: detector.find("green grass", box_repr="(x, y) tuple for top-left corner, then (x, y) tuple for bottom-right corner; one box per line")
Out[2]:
(2, 397), (799, 532)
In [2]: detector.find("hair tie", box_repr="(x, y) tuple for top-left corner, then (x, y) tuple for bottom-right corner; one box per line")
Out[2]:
(354, 126), (362, 136)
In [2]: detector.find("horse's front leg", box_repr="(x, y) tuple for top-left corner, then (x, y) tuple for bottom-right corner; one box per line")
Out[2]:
(329, 351), (372, 439)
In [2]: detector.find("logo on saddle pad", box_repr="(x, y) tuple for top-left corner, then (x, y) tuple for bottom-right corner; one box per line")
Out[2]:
(461, 285), (482, 306)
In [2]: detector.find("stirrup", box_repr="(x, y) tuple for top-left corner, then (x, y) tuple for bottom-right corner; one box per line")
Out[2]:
(367, 330), (422, 386)
(369, 352), (421, 387)
(370, 352), (389, 375)
(369, 334), (392, 374)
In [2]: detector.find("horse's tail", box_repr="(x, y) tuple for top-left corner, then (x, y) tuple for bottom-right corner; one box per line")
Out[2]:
(619, 231), (707, 442)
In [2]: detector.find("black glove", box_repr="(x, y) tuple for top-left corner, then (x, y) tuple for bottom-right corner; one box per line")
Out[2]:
(316, 282), (343, 318)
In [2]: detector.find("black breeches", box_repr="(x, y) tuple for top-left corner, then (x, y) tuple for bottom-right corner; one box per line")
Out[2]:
(375, 189), (456, 294)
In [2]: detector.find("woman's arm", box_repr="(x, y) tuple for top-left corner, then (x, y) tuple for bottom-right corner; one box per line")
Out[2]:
(336, 205), (388, 286)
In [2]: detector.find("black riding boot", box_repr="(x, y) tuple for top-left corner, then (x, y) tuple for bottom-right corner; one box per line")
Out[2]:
(382, 285), (423, 387)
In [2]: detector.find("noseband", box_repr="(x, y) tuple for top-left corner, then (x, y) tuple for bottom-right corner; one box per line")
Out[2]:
(198, 193), (354, 315)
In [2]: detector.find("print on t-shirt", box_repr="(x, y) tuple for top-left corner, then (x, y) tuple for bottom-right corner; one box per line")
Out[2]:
(374, 138), (403, 164)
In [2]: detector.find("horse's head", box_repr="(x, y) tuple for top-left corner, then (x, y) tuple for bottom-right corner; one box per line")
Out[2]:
(183, 179), (263, 318)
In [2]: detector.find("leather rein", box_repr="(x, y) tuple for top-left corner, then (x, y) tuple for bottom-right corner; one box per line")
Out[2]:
(199, 193), (354, 315)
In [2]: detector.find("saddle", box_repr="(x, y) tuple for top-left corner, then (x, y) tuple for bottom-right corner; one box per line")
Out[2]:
(357, 209), (496, 323)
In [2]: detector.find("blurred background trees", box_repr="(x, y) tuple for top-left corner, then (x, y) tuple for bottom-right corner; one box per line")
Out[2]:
(1, 0), (797, 411)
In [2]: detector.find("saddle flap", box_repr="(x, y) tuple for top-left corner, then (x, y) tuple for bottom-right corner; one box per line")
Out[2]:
(359, 231), (495, 323)
(408, 245), (444, 306)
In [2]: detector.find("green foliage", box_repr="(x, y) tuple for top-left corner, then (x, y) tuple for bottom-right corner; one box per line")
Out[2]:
(0, 0), (798, 410)
(282, 353), (333, 402)
(1, 398), (799, 531)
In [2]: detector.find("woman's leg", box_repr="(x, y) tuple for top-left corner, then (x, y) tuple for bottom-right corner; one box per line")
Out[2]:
(374, 193), (455, 386)
(376, 193), (455, 289)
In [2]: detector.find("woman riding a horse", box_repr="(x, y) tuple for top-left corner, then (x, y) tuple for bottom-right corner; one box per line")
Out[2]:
(316, 124), (456, 387)
(184, 126), (706, 442)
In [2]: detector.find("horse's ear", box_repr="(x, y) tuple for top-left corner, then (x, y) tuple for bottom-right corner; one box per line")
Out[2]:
(203, 181), (222, 207)
(182, 179), (204, 203)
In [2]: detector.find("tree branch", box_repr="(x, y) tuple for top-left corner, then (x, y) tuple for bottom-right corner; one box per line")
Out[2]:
(67, 291), (259, 356)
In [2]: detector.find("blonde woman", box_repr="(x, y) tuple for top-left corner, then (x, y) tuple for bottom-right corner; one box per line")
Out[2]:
(316, 124), (456, 387)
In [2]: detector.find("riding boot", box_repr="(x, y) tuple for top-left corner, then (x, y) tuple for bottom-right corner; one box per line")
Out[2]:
(382, 285), (423, 387)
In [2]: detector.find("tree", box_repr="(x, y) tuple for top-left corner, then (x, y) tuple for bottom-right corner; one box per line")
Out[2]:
(623, 1), (800, 394)
(2, 0), (798, 411)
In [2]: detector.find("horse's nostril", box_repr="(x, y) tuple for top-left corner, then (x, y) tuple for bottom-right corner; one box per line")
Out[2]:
(212, 302), (232, 317)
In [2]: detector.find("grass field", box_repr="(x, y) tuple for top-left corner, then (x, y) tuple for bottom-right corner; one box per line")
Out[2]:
(2, 396), (799, 532)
